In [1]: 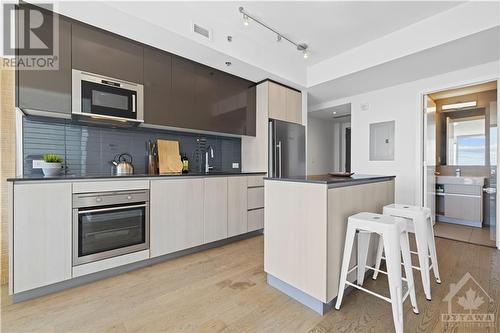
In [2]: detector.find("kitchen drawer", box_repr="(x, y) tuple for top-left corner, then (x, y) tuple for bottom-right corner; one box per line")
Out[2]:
(248, 187), (264, 210)
(248, 208), (264, 232)
(444, 184), (482, 196)
(247, 175), (264, 187)
(72, 180), (150, 193)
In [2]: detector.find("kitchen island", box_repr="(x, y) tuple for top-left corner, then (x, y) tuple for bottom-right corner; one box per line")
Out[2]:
(264, 174), (395, 314)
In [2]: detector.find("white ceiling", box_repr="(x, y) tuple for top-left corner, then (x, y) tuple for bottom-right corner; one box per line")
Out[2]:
(308, 26), (500, 110)
(309, 103), (351, 120)
(104, 1), (462, 83)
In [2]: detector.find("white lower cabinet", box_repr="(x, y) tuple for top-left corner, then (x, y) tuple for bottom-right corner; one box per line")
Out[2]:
(13, 183), (72, 293)
(150, 179), (204, 257)
(228, 177), (248, 237)
(248, 187), (264, 210)
(248, 208), (264, 232)
(204, 177), (228, 243)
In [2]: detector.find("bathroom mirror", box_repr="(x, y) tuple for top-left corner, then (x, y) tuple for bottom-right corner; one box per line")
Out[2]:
(446, 115), (486, 166)
(437, 107), (488, 166)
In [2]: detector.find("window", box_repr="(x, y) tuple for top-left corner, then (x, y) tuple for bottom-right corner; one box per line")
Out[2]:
(447, 117), (485, 166)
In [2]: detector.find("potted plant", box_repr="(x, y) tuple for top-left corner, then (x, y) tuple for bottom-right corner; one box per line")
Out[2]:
(41, 154), (64, 176)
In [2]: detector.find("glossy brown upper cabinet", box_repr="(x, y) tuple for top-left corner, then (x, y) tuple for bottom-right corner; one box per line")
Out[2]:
(166, 56), (256, 136)
(268, 81), (302, 125)
(15, 5), (256, 136)
(143, 47), (173, 125)
(214, 72), (256, 136)
(72, 23), (143, 83)
(16, 6), (72, 115)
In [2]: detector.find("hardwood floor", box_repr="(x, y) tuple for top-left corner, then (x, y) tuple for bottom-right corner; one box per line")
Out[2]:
(1, 235), (499, 332)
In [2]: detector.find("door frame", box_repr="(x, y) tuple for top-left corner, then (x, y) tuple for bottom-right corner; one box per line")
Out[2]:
(420, 78), (500, 250)
(340, 121), (351, 172)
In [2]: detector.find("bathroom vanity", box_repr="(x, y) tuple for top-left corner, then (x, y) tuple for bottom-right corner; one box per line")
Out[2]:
(435, 176), (485, 227)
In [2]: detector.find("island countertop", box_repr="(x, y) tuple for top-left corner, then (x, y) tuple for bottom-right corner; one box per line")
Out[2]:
(264, 174), (395, 188)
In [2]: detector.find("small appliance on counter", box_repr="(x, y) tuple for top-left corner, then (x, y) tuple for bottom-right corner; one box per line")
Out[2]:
(110, 153), (134, 175)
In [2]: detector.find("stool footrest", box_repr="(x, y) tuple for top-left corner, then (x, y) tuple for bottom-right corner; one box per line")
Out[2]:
(380, 256), (429, 272)
(344, 281), (392, 303)
(364, 265), (408, 282)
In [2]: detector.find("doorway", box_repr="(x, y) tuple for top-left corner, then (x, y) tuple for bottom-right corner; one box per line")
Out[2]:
(345, 127), (351, 173)
(423, 81), (498, 248)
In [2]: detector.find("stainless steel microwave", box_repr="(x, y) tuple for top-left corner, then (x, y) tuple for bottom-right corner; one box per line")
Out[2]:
(72, 70), (144, 124)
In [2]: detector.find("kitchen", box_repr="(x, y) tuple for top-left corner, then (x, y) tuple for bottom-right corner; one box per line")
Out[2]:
(2, 2), (500, 333)
(7, 3), (288, 300)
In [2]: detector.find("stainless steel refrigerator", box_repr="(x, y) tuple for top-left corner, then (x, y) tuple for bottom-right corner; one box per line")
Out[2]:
(268, 119), (306, 178)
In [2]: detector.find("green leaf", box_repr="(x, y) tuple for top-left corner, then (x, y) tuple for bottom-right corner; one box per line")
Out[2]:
(42, 154), (63, 163)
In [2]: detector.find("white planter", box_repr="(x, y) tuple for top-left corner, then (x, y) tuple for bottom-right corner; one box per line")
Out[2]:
(42, 162), (63, 176)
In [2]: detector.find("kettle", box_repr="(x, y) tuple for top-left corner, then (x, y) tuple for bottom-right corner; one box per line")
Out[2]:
(111, 153), (134, 175)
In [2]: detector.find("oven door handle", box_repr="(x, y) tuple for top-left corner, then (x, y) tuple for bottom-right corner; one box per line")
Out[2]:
(78, 203), (147, 214)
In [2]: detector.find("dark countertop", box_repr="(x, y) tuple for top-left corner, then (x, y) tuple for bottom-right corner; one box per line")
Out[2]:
(8, 171), (267, 182)
(264, 174), (395, 188)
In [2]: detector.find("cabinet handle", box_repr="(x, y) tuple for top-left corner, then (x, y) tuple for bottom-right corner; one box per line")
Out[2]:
(277, 141), (282, 178)
(78, 203), (147, 214)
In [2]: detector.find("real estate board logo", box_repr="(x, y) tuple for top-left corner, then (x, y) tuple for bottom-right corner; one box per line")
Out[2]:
(441, 272), (495, 328)
(2, 2), (59, 70)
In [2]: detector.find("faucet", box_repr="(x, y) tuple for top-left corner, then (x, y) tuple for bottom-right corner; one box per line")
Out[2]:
(455, 168), (461, 177)
(205, 145), (214, 173)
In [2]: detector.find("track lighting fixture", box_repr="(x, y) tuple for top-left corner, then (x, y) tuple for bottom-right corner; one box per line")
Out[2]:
(239, 7), (309, 59)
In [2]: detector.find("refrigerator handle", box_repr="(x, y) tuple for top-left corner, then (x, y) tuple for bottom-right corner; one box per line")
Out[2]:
(277, 141), (282, 178)
(269, 122), (274, 177)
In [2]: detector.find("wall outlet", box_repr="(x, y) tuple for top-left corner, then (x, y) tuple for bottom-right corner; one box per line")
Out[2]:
(32, 160), (45, 169)
(232, 162), (239, 169)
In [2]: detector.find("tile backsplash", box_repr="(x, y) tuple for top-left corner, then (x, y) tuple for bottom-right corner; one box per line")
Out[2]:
(23, 117), (241, 176)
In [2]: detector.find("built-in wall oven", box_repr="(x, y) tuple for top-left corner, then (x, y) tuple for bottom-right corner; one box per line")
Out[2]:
(72, 190), (149, 266)
(72, 69), (144, 124)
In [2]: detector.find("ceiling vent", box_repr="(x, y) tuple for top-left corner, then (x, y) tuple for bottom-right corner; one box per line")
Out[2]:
(192, 23), (212, 41)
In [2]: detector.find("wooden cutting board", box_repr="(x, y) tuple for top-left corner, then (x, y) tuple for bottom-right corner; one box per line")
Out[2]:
(157, 139), (183, 173)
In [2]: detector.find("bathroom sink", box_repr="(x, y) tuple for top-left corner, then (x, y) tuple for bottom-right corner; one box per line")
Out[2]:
(436, 176), (485, 186)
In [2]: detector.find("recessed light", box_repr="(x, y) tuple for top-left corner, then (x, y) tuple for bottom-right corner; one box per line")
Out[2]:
(333, 111), (337, 115)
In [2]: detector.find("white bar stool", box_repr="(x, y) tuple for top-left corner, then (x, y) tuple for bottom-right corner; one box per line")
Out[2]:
(372, 204), (441, 301)
(335, 212), (419, 333)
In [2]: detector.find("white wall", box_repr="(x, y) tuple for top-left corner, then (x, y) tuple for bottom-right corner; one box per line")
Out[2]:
(307, 115), (352, 174)
(319, 61), (500, 205)
(307, 117), (334, 174)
